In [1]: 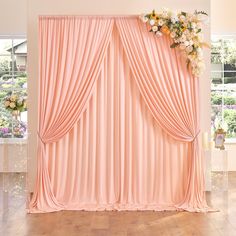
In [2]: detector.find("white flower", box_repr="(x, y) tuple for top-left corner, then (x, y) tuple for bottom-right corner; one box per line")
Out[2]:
(179, 15), (186, 22)
(180, 44), (186, 50)
(171, 16), (178, 24)
(188, 40), (194, 45)
(184, 41), (190, 47)
(170, 32), (176, 38)
(152, 26), (158, 32)
(140, 14), (148, 23)
(10, 102), (16, 108)
(158, 19), (164, 26)
(180, 35), (187, 42)
(186, 45), (193, 53)
(156, 31), (163, 37)
(4, 101), (10, 107)
(149, 19), (156, 26)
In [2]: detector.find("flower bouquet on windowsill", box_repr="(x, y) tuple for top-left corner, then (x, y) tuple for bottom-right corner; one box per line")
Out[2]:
(12, 120), (27, 138)
(3, 94), (27, 120)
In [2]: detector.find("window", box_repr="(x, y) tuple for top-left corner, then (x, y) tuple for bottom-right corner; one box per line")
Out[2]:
(0, 38), (27, 138)
(211, 36), (236, 140)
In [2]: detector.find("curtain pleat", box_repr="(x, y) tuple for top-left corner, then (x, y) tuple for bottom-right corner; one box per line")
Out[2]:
(29, 17), (114, 212)
(29, 16), (208, 213)
(44, 26), (189, 211)
(116, 18), (208, 211)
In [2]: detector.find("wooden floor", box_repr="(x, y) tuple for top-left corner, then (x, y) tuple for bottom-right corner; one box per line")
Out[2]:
(1, 173), (236, 236)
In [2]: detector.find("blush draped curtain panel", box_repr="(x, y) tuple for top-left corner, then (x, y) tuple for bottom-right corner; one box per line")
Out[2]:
(29, 16), (209, 213)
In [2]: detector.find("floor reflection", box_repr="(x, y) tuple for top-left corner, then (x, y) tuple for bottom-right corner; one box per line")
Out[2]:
(0, 173), (26, 216)
(0, 172), (236, 236)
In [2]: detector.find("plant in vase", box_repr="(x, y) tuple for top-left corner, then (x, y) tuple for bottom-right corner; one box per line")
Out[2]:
(3, 94), (27, 119)
(12, 120), (27, 138)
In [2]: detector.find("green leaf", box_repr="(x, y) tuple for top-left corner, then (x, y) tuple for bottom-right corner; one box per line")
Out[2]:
(196, 29), (201, 33)
(194, 10), (208, 16)
(170, 43), (179, 48)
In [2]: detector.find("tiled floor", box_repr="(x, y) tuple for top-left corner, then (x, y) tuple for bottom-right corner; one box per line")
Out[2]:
(0, 173), (236, 236)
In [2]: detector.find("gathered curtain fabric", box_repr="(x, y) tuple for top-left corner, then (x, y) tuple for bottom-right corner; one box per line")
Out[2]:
(116, 18), (207, 211)
(29, 16), (209, 213)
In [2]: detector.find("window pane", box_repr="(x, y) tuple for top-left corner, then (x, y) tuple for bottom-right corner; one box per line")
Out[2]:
(0, 55), (12, 75)
(222, 39), (236, 69)
(223, 89), (236, 138)
(0, 39), (12, 55)
(211, 39), (222, 65)
(0, 38), (27, 139)
(13, 39), (27, 72)
(211, 71), (223, 86)
(211, 90), (223, 134)
(224, 72), (236, 86)
(0, 90), (27, 138)
(12, 72), (27, 89)
(0, 90), (13, 138)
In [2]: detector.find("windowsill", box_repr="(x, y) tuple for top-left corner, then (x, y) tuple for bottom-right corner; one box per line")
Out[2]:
(0, 137), (27, 144)
(225, 139), (236, 144)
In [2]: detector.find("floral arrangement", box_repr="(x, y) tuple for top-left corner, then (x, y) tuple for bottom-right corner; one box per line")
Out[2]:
(4, 94), (27, 113)
(12, 120), (27, 138)
(0, 127), (11, 138)
(140, 9), (209, 77)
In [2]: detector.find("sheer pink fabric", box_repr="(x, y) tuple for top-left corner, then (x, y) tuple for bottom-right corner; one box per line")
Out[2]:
(29, 16), (208, 213)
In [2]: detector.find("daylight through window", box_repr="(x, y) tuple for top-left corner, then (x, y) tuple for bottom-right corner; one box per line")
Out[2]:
(211, 36), (236, 139)
(0, 38), (27, 138)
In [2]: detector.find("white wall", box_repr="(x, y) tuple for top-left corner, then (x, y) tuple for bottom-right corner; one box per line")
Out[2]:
(27, 0), (211, 191)
(0, 0), (27, 36)
(211, 0), (236, 34)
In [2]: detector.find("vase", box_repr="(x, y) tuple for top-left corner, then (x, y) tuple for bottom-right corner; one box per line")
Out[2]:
(12, 110), (20, 120)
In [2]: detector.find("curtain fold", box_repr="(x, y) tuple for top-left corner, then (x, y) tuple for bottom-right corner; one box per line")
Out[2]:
(116, 18), (208, 211)
(29, 17), (114, 212)
(29, 16), (209, 213)
(38, 26), (190, 211)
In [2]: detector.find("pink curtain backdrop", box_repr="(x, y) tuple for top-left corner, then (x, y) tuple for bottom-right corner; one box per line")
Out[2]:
(116, 18), (207, 211)
(29, 16), (209, 213)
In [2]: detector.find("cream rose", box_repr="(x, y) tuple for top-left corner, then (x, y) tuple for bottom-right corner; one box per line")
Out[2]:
(149, 19), (156, 26)
(4, 101), (10, 107)
(10, 102), (16, 108)
(152, 26), (158, 32)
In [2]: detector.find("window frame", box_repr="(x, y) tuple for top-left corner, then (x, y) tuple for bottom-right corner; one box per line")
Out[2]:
(211, 35), (236, 143)
(0, 36), (27, 140)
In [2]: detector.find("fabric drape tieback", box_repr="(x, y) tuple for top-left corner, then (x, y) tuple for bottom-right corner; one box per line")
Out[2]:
(192, 130), (200, 142)
(37, 132), (45, 145)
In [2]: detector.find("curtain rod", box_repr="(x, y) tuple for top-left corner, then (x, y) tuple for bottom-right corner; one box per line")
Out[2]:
(39, 15), (139, 19)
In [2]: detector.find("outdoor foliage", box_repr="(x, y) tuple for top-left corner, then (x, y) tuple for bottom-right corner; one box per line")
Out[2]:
(0, 53), (27, 138)
(211, 38), (236, 138)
